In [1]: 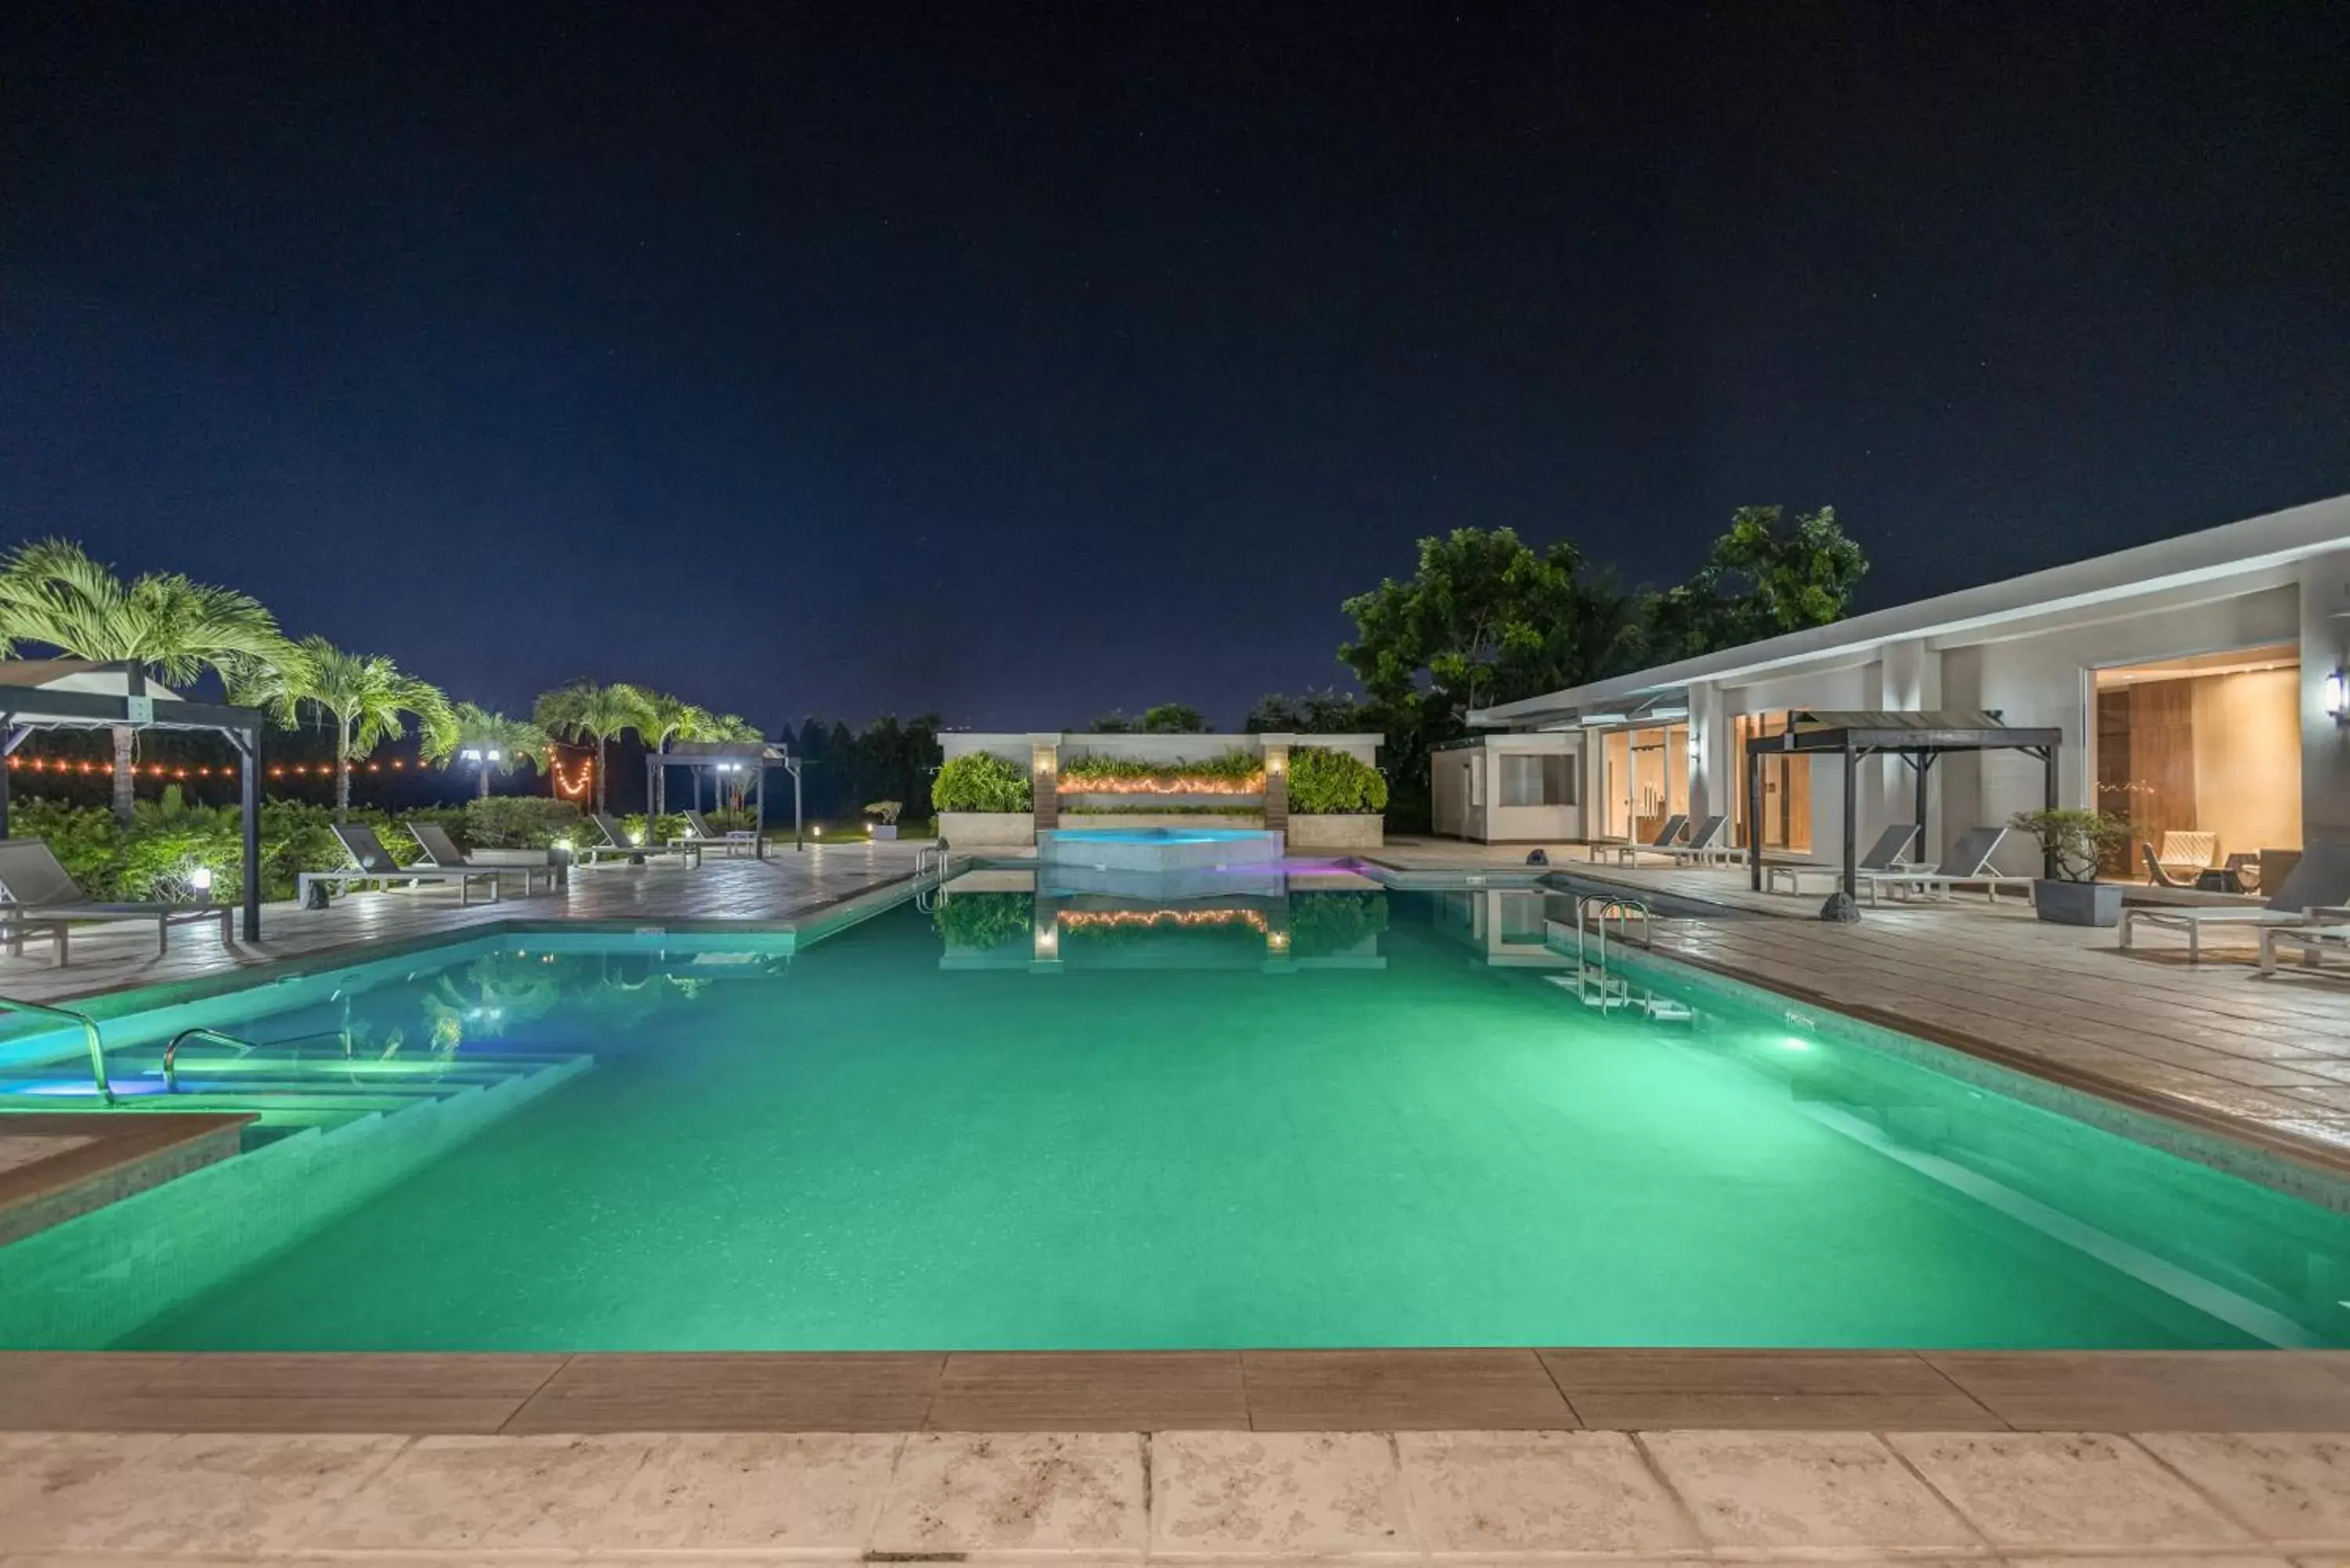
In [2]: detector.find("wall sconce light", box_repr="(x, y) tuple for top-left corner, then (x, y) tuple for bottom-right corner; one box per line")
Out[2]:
(2327, 667), (2349, 726)
(1267, 754), (1286, 776)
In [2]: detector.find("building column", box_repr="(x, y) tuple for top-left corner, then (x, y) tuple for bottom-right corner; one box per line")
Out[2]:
(2302, 551), (2350, 847)
(1030, 738), (1059, 835)
(1875, 638), (1944, 857)
(1685, 682), (1727, 825)
(1260, 735), (1291, 839)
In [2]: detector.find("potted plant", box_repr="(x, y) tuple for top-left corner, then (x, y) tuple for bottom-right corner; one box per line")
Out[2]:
(2007, 808), (2129, 926)
(864, 800), (904, 841)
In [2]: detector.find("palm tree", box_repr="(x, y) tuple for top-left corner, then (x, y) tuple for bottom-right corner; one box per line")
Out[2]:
(638, 691), (713, 816)
(427, 703), (550, 799)
(533, 681), (650, 814)
(258, 637), (457, 818)
(0, 539), (306, 822)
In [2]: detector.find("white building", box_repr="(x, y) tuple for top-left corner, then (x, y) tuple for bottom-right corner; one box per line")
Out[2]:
(1456, 493), (2350, 877)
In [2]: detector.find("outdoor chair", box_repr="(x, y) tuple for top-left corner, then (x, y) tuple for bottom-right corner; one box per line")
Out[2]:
(579, 812), (703, 869)
(2140, 842), (2194, 889)
(1590, 813), (1686, 865)
(407, 821), (553, 894)
(298, 824), (508, 906)
(2259, 920), (2350, 977)
(1652, 814), (1733, 866)
(2154, 830), (2221, 882)
(1764, 822), (1919, 895)
(2120, 841), (2350, 962)
(671, 808), (757, 858)
(0, 836), (232, 957)
(1855, 826), (2030, 905)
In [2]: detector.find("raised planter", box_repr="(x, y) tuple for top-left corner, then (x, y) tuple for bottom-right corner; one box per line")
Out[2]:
(868, 824), (900, 841)
(1286, 814), (1385, 852)
(2034, 879), (2123, 927)
(937, 811), (1035, 850)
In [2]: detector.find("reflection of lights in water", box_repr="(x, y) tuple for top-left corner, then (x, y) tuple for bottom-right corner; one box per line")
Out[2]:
(1772, 1035), (1814, 1052)
(1267, 930), (1291, 950)
(1056, 908), (1271, 934)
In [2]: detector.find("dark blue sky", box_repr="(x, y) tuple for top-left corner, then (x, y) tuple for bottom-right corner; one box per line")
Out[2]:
(5, 3), (2345, 732)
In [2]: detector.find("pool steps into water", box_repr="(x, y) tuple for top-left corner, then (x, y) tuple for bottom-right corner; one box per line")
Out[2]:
(0, 1048), (592, 1347)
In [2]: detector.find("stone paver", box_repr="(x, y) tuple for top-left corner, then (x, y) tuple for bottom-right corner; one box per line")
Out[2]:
(0, 1427), (2340, 1559)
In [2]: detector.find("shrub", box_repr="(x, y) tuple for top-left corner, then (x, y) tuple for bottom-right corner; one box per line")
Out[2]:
(2007, 807), (2126, 883)
(462, 795), (588, 849)
(11, 791), (359, 903)
(1060, 749), (1260, 784)
(1286, 747), (1388, 815)
(932, 753), (1032, 813)
(863, 799), (903, 823)
(617, 812), (692, 847)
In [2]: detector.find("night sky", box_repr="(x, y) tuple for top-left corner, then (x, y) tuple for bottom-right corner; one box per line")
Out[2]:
(5, 4), (2346, 732)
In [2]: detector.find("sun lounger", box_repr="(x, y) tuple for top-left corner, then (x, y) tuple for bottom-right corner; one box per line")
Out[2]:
(1652, 814), (1732, 866)
(2120, 842), (2350, 961)
(1590, 814), (1686, 865)
(670, 808), (757, 858)
(1764, 823), (1919, 895)
(407, 822), (552, 894)
(1855, 826), (2032, 904)
(298, 824), (508, 906)
(578, 812), (703, 869)
(2259, 921), (2350, 976)
(0, 836), (233, 956)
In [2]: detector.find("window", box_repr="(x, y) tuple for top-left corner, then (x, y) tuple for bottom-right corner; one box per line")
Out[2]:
(2095, 645), (2301, 878)
(1499, 753), (1574, 807)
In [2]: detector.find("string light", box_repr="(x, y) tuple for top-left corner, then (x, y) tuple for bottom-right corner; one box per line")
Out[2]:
(1056, 908), (1272, 934)
(1058, 771), (1266, 796)
(548, 751), (594, 798)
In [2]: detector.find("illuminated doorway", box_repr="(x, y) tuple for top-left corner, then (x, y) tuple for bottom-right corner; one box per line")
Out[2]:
(1733, 713), (1813, 853)
(2094, 644), (2300, 879)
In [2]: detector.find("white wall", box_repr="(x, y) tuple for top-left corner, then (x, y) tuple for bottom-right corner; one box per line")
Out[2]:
(2301, 551), (2350, 847)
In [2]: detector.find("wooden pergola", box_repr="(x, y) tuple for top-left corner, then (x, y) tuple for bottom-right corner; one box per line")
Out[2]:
(0, 660), (269, 940)
(1745, 709), (2063, 913)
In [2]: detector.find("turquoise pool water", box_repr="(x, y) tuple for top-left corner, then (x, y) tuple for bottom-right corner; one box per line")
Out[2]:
(5, 885), (2348, 1350)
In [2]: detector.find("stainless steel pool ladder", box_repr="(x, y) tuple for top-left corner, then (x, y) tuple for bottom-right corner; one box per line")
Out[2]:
(913, 847), (953, 911)
(0, 992), (115, 1106)
(162, 1024), (356, 1093)
(1574, 893), (1654, 966)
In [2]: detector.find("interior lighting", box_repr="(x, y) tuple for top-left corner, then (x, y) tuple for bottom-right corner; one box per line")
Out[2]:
(2327, 667), (2349, 726)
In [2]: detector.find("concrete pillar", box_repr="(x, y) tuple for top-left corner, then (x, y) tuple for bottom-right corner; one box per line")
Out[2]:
(1686, 682), (1727, 824)
(1874, 638), (1945, 858)
(2301, 551), (2350, 847)
(1029, 737), (1059, 834)
(1260, 736), (1292, 839)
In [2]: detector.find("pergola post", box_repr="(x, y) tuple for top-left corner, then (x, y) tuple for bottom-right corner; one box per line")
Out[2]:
(754, 758), (768, 859)
(2041, 744), (2060, 880)
(1913, 751), (1932, 858)
(1841, 742), (1859, 901)
(233, 726), (262, 942)
(0, 722), (29, 840)
(1746, 740), (1763, 891)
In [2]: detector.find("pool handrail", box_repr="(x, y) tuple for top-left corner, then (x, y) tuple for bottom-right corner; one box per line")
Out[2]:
(0, 992), (114, 1105)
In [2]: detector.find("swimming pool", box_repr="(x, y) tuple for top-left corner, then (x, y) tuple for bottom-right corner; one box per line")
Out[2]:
(4, 882), (2348, 1351)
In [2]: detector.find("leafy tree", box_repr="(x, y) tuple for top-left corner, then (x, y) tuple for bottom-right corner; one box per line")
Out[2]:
(1085, 709), (1137, 733)
(256, 636), (457, 818)
(1244, 687), (1373, 733)
(429, 703), (549, 799)
(1337, 527), (1596, 828)
(1641, 505), (1867, 663)
(638, 692), (715, 815)
(0, 538), (307, 822)
(1140, 703), (1208, 733)
(533, 681), (651, 813)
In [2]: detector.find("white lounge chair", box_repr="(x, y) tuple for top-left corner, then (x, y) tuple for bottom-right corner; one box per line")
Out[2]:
(0, 837), (230, 957)
(1856, 826), (2033, 904)
(298, 824), (508, 906)
(1653, 815), (1733, 866)
(1764, 823), (1919, 895)
(1590, 813), (1686, 865)
(407, 822), (553, 894)
(2259, 921), (2350, 976)
(2120, 843), (2350, 961)
(2153, 829), (2220, 883)
(578, 812), (703, 869)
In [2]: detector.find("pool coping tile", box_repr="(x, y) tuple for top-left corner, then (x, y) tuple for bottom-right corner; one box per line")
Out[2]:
(932, 1351), (1248, 1431)
(1244, 1348), (1577, 1431)
(502, 1352), (945, 1433)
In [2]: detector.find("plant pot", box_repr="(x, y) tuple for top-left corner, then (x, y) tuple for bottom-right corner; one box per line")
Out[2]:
(869, 823), (899, 840)
(2034, 879), (2123, 927)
